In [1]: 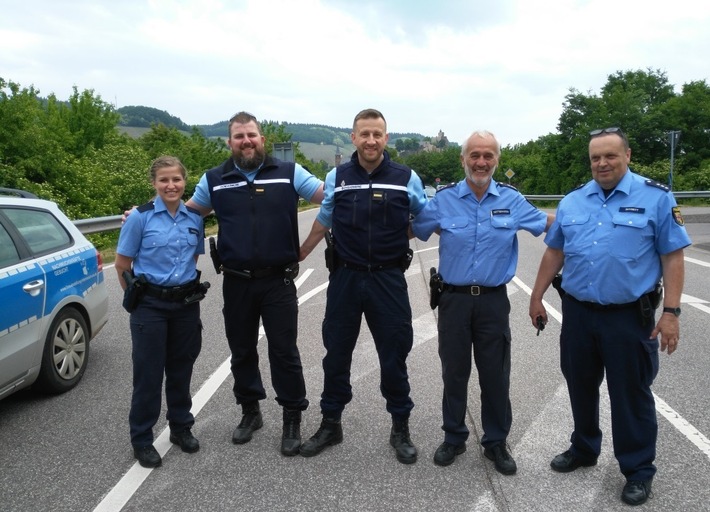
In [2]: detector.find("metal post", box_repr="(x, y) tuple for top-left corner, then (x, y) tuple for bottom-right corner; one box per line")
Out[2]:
(667, 130), (681, 189)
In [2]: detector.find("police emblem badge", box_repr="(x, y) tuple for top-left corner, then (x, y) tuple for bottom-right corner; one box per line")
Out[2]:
(672, 206), (685, 226)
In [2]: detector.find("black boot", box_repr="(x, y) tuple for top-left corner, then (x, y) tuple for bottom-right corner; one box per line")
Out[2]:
(390, 418), (417, 464)
(232, 402), (263, 444)
(281, 408), (302, 456)
(300, 417), (343, 457)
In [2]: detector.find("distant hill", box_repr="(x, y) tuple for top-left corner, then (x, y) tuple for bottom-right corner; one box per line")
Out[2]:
(117, 106), (191, 131)
(117, 106), (425, 143)
(116, 106), (426, 165)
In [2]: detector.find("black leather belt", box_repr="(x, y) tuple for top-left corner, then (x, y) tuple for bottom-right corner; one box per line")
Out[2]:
(338, 260), (400, 272)
(144, 279), (198, 301)
(566, 294), (639, 310)
(222, 266), (284, 279)
(442, 283), (505, 296)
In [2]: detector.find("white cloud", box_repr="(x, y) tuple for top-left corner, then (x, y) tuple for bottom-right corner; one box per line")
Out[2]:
(2, 0), (709, 146)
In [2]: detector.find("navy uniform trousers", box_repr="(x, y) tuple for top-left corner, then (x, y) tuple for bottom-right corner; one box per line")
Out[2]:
(129, 296), (202, 448)
(320, 266), (414, 420)
(437, 286), (512, 447)
(561, 295), (659, 481)
(222, 273), (308, 410)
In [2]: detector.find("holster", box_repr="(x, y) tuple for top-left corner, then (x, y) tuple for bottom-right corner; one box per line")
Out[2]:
(551, 273), (566, 300)
(283, 262), (300, 285)
(122, 271), (147, 313)
(324, 231), (338, 273)
(638, 281), (663, 326)
(400, 248), (414, 272)
(209, 237), (221, 274)
(429, 267), (443, 310)
(183, 278), (211, 305)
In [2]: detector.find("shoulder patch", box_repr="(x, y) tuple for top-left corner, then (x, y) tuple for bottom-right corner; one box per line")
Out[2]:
(136, 201), (155, 213)
(645, 179), (670, 192)
(497, 182), (518, 191)
(672, 206), (685, 226)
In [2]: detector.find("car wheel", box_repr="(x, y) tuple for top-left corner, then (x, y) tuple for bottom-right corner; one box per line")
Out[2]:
(35, 307), (90, 394)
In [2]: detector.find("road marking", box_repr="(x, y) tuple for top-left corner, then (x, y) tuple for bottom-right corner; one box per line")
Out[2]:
(94, 270), (317, 512)
(686, 256), (710, 268)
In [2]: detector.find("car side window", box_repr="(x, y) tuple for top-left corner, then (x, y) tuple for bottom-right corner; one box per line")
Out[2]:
(0, 223), (20, 268)
(4, 208), (72, 255)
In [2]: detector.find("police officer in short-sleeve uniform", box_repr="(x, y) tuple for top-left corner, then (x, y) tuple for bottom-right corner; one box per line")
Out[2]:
(116, 156), (205, 468)
(529, 127), (691, 506)
(412, 130), (551, 475)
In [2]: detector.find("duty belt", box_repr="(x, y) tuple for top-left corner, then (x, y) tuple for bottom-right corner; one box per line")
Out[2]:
(338, 259), (401, 272)
(143, 279), (199, 301)
(566, 294), (641, 310)
(442, 283), (505, 296)
(222, 265), (287, 279)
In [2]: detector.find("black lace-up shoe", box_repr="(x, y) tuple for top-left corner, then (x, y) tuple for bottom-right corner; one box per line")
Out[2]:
(133, 445), (162, 468)
(281, 408), (302, 456)
(433, 441), (466, 466)
(170, 428), (200, 453)
(484, 444), (517, 475)
(621, 480), (653, 506)
(300, 417), (343, 457)
(232, 403), (263, 444)
(550, 449), (598, 473)
(390, 419), (418, 464)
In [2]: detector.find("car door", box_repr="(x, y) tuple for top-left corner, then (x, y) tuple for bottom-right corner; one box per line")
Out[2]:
(0, 217), (47, 397)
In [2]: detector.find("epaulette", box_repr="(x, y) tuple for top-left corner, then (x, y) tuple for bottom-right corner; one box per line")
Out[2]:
(136, 201), (155, 213)
(186, 205), (202, 216)
(644, 179), (671, 192)
(436, 182), (456, 193)
(564, 183), (586, 196)
(497, 182), (518, 191)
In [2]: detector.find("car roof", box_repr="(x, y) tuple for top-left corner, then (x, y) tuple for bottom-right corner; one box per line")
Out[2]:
(0, 188), (39, 199)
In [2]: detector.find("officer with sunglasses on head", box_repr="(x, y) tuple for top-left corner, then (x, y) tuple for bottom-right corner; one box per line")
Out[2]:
(529, 127), (691, 506)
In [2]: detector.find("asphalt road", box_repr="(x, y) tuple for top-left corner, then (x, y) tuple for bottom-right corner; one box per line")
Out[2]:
(1, 207), (709, 512)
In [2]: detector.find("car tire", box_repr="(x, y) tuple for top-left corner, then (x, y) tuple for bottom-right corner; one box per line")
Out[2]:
(35, 307), (90, 394)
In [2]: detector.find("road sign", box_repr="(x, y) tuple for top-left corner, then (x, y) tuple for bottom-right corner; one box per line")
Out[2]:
(505, 168), (515, 179)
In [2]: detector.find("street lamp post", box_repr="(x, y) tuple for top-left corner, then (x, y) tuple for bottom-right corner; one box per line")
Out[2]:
(667, 130), (681, 189)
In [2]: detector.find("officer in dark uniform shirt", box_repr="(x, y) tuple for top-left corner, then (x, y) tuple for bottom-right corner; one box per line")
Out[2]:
(297, 108), (427, 464)
(188, 112), (324, 456)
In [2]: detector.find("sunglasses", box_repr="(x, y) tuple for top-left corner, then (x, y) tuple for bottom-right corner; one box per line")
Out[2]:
(589, 127), (622, 136)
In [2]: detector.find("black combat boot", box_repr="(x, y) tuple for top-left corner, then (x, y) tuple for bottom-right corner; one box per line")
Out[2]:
(232, 402), (263, 444)
(390, 418), (418, 464)
(281, 408), (302, 456)
(299, 417), (343, 457)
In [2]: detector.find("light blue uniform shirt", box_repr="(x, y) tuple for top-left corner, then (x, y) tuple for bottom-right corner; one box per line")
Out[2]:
(545, 170), (692, 304)
(117, 196), (205, 286)
(412, 179), (547, 286)
(315, 166), (428, 228)
(192, 161), (322, 209)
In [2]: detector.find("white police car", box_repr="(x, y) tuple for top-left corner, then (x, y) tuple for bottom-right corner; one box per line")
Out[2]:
(0, 188), (109, 399)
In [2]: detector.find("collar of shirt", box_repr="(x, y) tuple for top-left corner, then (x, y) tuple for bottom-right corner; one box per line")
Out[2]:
(153, 195), (189, 217)
(586, 168), (632, 200)
(456, 178), (501, 201)
(233, 161), (264, 182)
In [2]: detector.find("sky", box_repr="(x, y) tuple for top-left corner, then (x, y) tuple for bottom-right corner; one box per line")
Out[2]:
(2, 0), (709, 147)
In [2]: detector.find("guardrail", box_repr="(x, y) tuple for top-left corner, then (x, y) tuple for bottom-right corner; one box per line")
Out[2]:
(72, 191), (710, 235)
